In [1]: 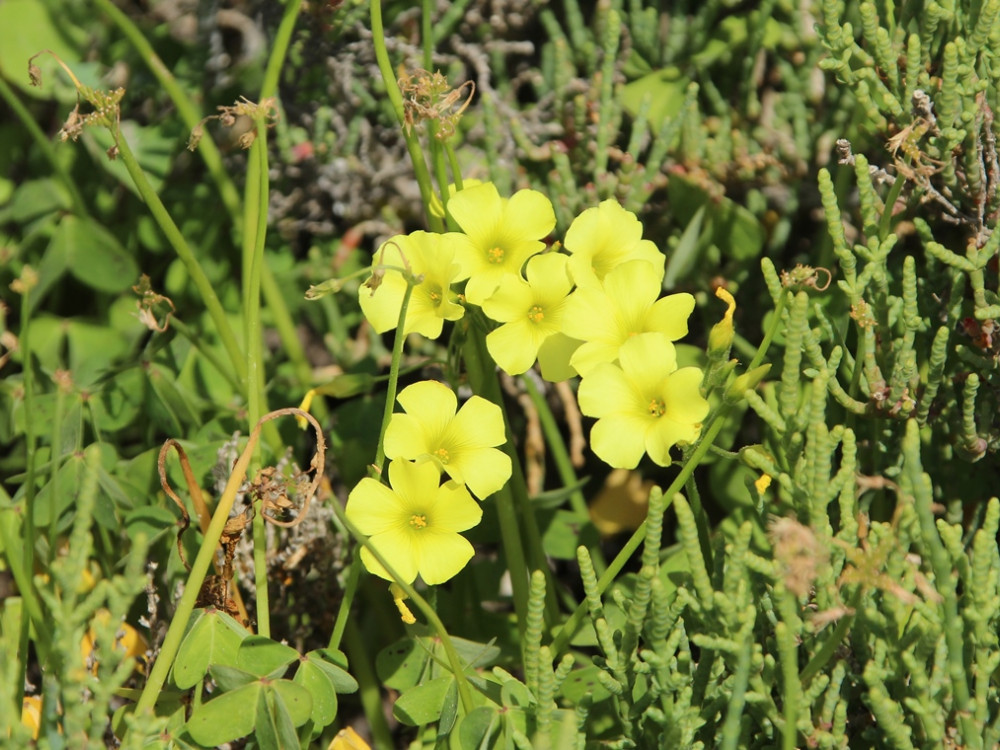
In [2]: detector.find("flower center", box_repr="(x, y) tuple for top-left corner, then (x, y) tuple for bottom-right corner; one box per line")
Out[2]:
(647, 398), (666, 417)
(527, 305), (545, 323)
(487, 246), (505, 264)
(434, 447), (450, 464)
(409, 514), (428, 529)
(427, 285), (443, 307)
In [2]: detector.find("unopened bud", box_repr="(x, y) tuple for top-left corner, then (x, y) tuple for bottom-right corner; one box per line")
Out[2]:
(724, 364), (771, 404)
(708, 286), (736, 357)
(305, 278), (343, 300)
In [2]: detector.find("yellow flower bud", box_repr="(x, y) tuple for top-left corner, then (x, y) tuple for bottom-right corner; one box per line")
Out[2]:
(708, 286), (736, 356)
(724, 364), (772, 404)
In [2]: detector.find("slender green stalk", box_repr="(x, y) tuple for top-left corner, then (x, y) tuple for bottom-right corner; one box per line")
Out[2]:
(550, 411), (727, 655)
(373, 281), (416, 479)
(799, 587), (862, 684)
(520, 374), (587, 516)
(95, 0), (315, 391)
(343, 619), (395, 748)
(245, 119), (272, 637)
(370, 0), (444, 232)
(462, 327), (533, 630)
(133, 419), (266, 717)
(0, 76), (87, 216)
(46, 378), (66, 557)
(720, 612), (756, 750)
(550, 290), (788, 655)
(169, 317), (243, 392)
(16, 285), (38, 711)
(259, 0), (304, 101)
(328, 549), (363, 651)
(92, 0), (241, 219)
(111, 127), (247, 386)
(445, 142), (464, 191)
(421, 0), (434, 70)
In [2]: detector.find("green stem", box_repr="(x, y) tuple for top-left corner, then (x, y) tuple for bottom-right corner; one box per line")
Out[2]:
(169, 317), (242, 392)
(373, 281), (415, 479)
(342, 619), (395, 748)
(46, 380), (66, 557)
(112, 126), (248, 387)
(328, 549), (363, 651)
(16, 285), (37, 711)
(259, 0), (304, 101)
(370, 0), (444, 231)
(92, 0), (242, 219)
(96, 0), (314, 391)
(550, 409), (729, 656)
(520, 374), (587, 516)
(799, 587), (862, 684)
(246, 117), (272, 636)
(0, 76), (87, 216)
(462, 324), (543, 631)
(133, 420), (266, 717)
(421, 0), (434, 70)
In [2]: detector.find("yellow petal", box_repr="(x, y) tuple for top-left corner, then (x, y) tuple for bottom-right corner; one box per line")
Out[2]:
(329, 726), (372, 750)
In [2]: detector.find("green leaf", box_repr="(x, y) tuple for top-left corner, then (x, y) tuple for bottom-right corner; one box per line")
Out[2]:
(458, 706), (500, 749)
(541, 509), (600, 560)
(303, 649), (358, 693)
(208, 664), (259, 692)
(621, 67), (690, 133)
(668, 176), (764, 262)
(123, 506), (177, 542)
(664, 206), (706, 287)
(438, 679), (459, 735)
(293, 659), (339, 729)
(499, 678), (534, 709)
(0, 0), (80, 97)
(84, 121), (174, 196)
(560, 665), (613, 704)
(254, 687), (300, 750)
(185, 682), (260, 745)
(376, 631), (500, 691)
(237, 636), (300, 678)
(393, 676), (454, 726)
(5, 179), (70, 224)
(49, 215), (139, 294)
(172, 607), (249, 689)
(271, 679), (314, 727)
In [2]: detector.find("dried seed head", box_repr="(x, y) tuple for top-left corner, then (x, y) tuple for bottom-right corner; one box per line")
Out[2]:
(768, 516), (828, 598)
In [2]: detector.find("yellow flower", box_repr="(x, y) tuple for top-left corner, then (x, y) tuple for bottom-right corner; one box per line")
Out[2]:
(482, 253), (574, 375)
(561, 260), (695, 376)
(429, 179), (483, 218)
(21, 696), (41, 740)
(447, 182), (556, 305)
(358, 231), (466, 339)
(564, 200), (666, 288)
(80, 609), (148, 675)
(346, 459), (482, 584)
(577, 333), (709, 468)
(329, 726), (372, 750)
(384, 380), (512, 499)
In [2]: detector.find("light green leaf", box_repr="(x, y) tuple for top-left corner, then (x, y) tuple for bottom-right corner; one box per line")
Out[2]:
(172, 607), (249, 690)
(237, 635), (300, 678)
(293, 659), (339, 729)
(185, 682), (260, 746)
(393, 676), (454, 727)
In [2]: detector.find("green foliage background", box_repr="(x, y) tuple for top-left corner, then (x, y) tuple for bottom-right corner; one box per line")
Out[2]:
(3, 0), (1000, 747)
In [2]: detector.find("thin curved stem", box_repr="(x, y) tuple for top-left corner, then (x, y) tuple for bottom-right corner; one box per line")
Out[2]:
(370, 0), (444, 231)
